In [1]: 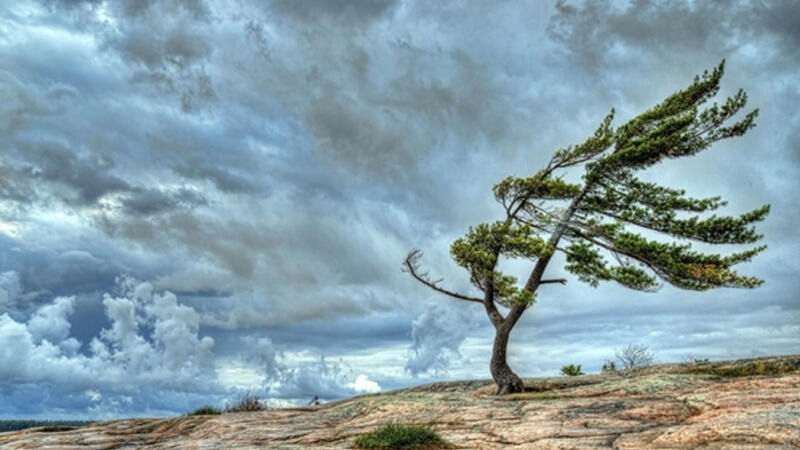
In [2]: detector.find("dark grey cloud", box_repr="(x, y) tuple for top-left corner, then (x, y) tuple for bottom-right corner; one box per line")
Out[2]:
(268, 0), (398, 25)
(0, 0), (796, 418)
(17, 139), (129, 205)
(548, 0), (800, 69)
(0, 164), (36, 204)
(0, 271), (23, 310)
(43, 0), (216, 112)
(119, 187), (207, 216)
(170, 163), (259, 194)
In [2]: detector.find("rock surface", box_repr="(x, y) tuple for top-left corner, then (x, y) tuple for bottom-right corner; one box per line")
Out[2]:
(1, 355), (798, 449)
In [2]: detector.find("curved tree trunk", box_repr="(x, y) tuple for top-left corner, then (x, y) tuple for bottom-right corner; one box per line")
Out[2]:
(490, 323), (524, 395)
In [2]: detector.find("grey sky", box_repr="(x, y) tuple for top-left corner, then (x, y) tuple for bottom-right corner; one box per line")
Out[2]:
(0, 0), (797, 419)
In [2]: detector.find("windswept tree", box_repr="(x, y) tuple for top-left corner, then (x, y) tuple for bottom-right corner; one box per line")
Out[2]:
(404, 61), (768, 395)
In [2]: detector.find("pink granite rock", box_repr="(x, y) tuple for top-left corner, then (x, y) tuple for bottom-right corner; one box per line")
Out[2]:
(1, 355), (797, 449)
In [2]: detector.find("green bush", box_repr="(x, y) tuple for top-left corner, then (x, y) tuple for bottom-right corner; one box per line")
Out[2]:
(560, 364), (583, 376)
(601, 360), (617, 373)
(353, 423), (451, 449)
(187, 405), (222, 416)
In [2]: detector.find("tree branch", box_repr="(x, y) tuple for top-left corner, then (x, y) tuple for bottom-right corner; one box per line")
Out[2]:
(564, 228), (667, 283)
(523, 183), (594, 294)
(403, 250), (484, 304)
(540, 278), (567, 285)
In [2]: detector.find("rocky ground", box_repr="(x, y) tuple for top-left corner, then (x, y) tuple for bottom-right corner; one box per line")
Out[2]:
(1, 355), (798, 449)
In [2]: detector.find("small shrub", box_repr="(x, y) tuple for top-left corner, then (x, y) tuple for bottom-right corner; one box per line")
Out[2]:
(682, 355), (710, 365)
(225, 392), (266, 413)
(353, 423), (451, 449)
(615, 344), (656, 371)
(187, 405), (222, 416)
(560, 364), (583, 376)
(601, 360), (617, 373)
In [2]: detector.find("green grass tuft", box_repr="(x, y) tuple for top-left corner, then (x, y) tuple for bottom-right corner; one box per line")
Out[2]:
(353, 423), (451, 449)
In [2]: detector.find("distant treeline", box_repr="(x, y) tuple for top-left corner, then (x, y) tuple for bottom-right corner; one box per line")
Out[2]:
(0, 420), (94, 433)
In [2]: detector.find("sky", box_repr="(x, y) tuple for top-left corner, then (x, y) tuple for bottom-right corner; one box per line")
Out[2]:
(0, 0), (798, 419)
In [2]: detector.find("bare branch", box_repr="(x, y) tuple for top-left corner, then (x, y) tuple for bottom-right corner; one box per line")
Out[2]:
(403, 250), (484, 304)
(615, 344), (656, 371)
(540, 278), (567, 285)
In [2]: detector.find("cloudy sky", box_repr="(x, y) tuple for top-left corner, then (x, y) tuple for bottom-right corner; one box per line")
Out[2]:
(1, 0), (798, 419)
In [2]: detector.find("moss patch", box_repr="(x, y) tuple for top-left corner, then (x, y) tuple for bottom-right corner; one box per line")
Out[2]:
(682, 360), (798, 377)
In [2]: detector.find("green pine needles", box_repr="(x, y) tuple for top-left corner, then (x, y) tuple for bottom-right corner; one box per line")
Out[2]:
(404, 60), (768, 394)
(489, 60), (766, 293)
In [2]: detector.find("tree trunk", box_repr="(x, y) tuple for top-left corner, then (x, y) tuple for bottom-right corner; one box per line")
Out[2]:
(490, 323), (524, 395)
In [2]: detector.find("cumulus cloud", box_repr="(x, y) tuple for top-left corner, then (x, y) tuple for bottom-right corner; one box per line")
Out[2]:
(405, 303), (479, 377)
(348, 374), (381, 394)
(239, 336), (382, 401)
(273, 356), (377, 400)
(0, 278), (218, 418)
(27, 296), (75, 346)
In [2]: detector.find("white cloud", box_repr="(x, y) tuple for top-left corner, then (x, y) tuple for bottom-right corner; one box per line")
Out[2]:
(236, 338), (385, 402)
(347, 374), (381, 394)
(27, 295), (78, 353)
(0, 275), (393, 416)
(216, 363), (265, 389)
(85, 389), (101, 402)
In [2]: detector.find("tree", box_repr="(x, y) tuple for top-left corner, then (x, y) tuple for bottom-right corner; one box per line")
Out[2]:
(560, 364), (583, 376)
(403, 61), (768, 395)
(615, 344), (656, 371)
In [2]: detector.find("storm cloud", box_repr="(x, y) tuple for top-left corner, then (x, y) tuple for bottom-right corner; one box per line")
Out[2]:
(0, 0), (797, 418)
